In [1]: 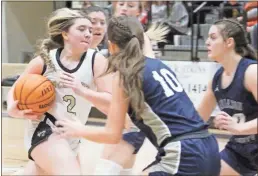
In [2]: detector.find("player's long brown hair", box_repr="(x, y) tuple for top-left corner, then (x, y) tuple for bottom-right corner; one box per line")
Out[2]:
(106, 16), (146, 117)
(214, 19), (257, 60)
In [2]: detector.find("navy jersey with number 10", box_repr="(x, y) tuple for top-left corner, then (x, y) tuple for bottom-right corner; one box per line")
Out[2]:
(129, 57), (208, 148)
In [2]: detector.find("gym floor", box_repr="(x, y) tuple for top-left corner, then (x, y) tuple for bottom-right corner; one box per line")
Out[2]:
(2, 116), (229, 175)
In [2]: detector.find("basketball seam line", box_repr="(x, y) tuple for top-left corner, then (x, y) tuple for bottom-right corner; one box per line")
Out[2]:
(25, 98), (56, 113)
(24, 84), (55, 105)
(18, 92), (55, 106)
(24, 79), (49, 110)
(20, 78), (28, 110)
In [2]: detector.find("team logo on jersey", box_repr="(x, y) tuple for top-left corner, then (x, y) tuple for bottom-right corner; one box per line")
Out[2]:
(51, 80), (89, 89)
(214, 86), (219, 92)
(218, 99), (243, 111)
(81, 82), (89, 88)
(37, 130), (46, 137)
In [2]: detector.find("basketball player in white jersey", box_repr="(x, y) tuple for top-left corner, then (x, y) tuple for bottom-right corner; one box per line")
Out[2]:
(7, 8), (113, 175)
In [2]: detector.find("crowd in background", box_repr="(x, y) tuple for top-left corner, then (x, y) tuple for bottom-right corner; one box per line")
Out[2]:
(67, 1), (257, 52)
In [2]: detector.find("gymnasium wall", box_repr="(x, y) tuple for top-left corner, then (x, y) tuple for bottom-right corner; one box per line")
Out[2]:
(2, 1), (54, 63)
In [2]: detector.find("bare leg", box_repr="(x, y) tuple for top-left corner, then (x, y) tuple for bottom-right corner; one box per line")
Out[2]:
(123, 154), (136, 169)
(220, 160), (239, 176)
(102, 140), (135, 167)
(31, 134), (81, 175)
(12, 160), (49, 175)
(23, 160), (49, 175)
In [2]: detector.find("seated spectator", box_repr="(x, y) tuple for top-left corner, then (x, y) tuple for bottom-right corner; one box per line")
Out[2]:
(236, 2), (257, 50)
(242, 2), (257, 30)
(103, 2), (114, 19)
(138, 2), (149, 26)
(250, 24), (257, 50)
(221, 0), (243, 18)
(242, 2), (258, 50)
(159, 1), (189, 45)
(151, 1), (167, 23)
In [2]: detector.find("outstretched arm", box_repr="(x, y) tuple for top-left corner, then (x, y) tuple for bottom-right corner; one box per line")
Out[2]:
(82, 53), (113, 114)
(55, 73), (129, 144)
(59, 53), (113, 115)
(197, 81), (217, 122)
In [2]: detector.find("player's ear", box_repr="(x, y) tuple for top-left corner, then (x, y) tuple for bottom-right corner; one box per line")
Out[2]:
(108, 40), (119, 55)
(62, 31), (68, 41)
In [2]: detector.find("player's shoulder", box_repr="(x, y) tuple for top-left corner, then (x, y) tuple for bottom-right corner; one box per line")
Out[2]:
(245, 64), (257, 82)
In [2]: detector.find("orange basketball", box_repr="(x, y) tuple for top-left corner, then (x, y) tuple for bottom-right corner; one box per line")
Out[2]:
(13, 74), (55, 114)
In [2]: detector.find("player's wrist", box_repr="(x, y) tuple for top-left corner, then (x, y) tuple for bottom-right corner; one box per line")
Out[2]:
(76, 85), (89, 97)
(80, 125), (89, 138)
(233, 123), (245, 135)
(81, 86), (94, 98)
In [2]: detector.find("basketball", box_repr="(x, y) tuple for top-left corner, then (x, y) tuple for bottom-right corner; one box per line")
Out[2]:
(13, 74), (55, 114)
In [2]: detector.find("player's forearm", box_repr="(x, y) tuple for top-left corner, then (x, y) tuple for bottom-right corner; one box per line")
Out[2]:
(82, 88), (111, 115)
(197, 105), (215, 122)
(7, 87), (15, 111)
(238, 118), (258, 135)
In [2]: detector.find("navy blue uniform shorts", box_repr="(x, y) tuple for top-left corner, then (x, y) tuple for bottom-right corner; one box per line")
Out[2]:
(146, 135), (221, 176)
(123, 131), (145, 154)
(221, 140), (258, 176)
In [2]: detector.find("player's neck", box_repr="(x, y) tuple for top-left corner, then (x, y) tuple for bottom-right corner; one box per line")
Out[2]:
(61, 46), (84, 61)
(90, 41), (99, 50)
(220, 53), (242, 76)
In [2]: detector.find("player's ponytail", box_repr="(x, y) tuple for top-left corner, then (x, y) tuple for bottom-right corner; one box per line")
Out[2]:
(35, 38), (58, 72)
(106, 16), (146, 117)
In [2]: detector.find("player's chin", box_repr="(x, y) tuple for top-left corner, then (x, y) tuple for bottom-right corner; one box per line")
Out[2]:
(78, 44), (90, 52)
(80, 42), (90, 47)
(207, 52), (215, 60)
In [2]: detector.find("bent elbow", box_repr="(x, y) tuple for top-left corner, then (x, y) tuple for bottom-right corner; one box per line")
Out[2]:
(108, 133), (122, 144)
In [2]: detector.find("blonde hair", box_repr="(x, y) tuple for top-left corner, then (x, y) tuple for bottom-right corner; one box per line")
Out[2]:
(35, 8), (91, 71)
(145, 22), (170, 43)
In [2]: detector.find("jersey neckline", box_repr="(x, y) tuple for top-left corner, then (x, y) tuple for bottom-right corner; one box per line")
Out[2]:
(56, 48), (87, 73)
(218, 58), (244, 91)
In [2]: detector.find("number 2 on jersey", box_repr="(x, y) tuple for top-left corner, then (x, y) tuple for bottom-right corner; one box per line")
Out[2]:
(152, 68), (183, 97)
(63, 95), (76, 115)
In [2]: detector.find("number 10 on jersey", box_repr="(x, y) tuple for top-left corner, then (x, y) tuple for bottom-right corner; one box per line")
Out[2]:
(152, 69), (183, 97)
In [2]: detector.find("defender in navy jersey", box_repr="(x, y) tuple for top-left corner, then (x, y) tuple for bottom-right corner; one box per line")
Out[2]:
(198, 19), (258, 176)
(89, 3), (167, 175)
(56, 16), (221, 176)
